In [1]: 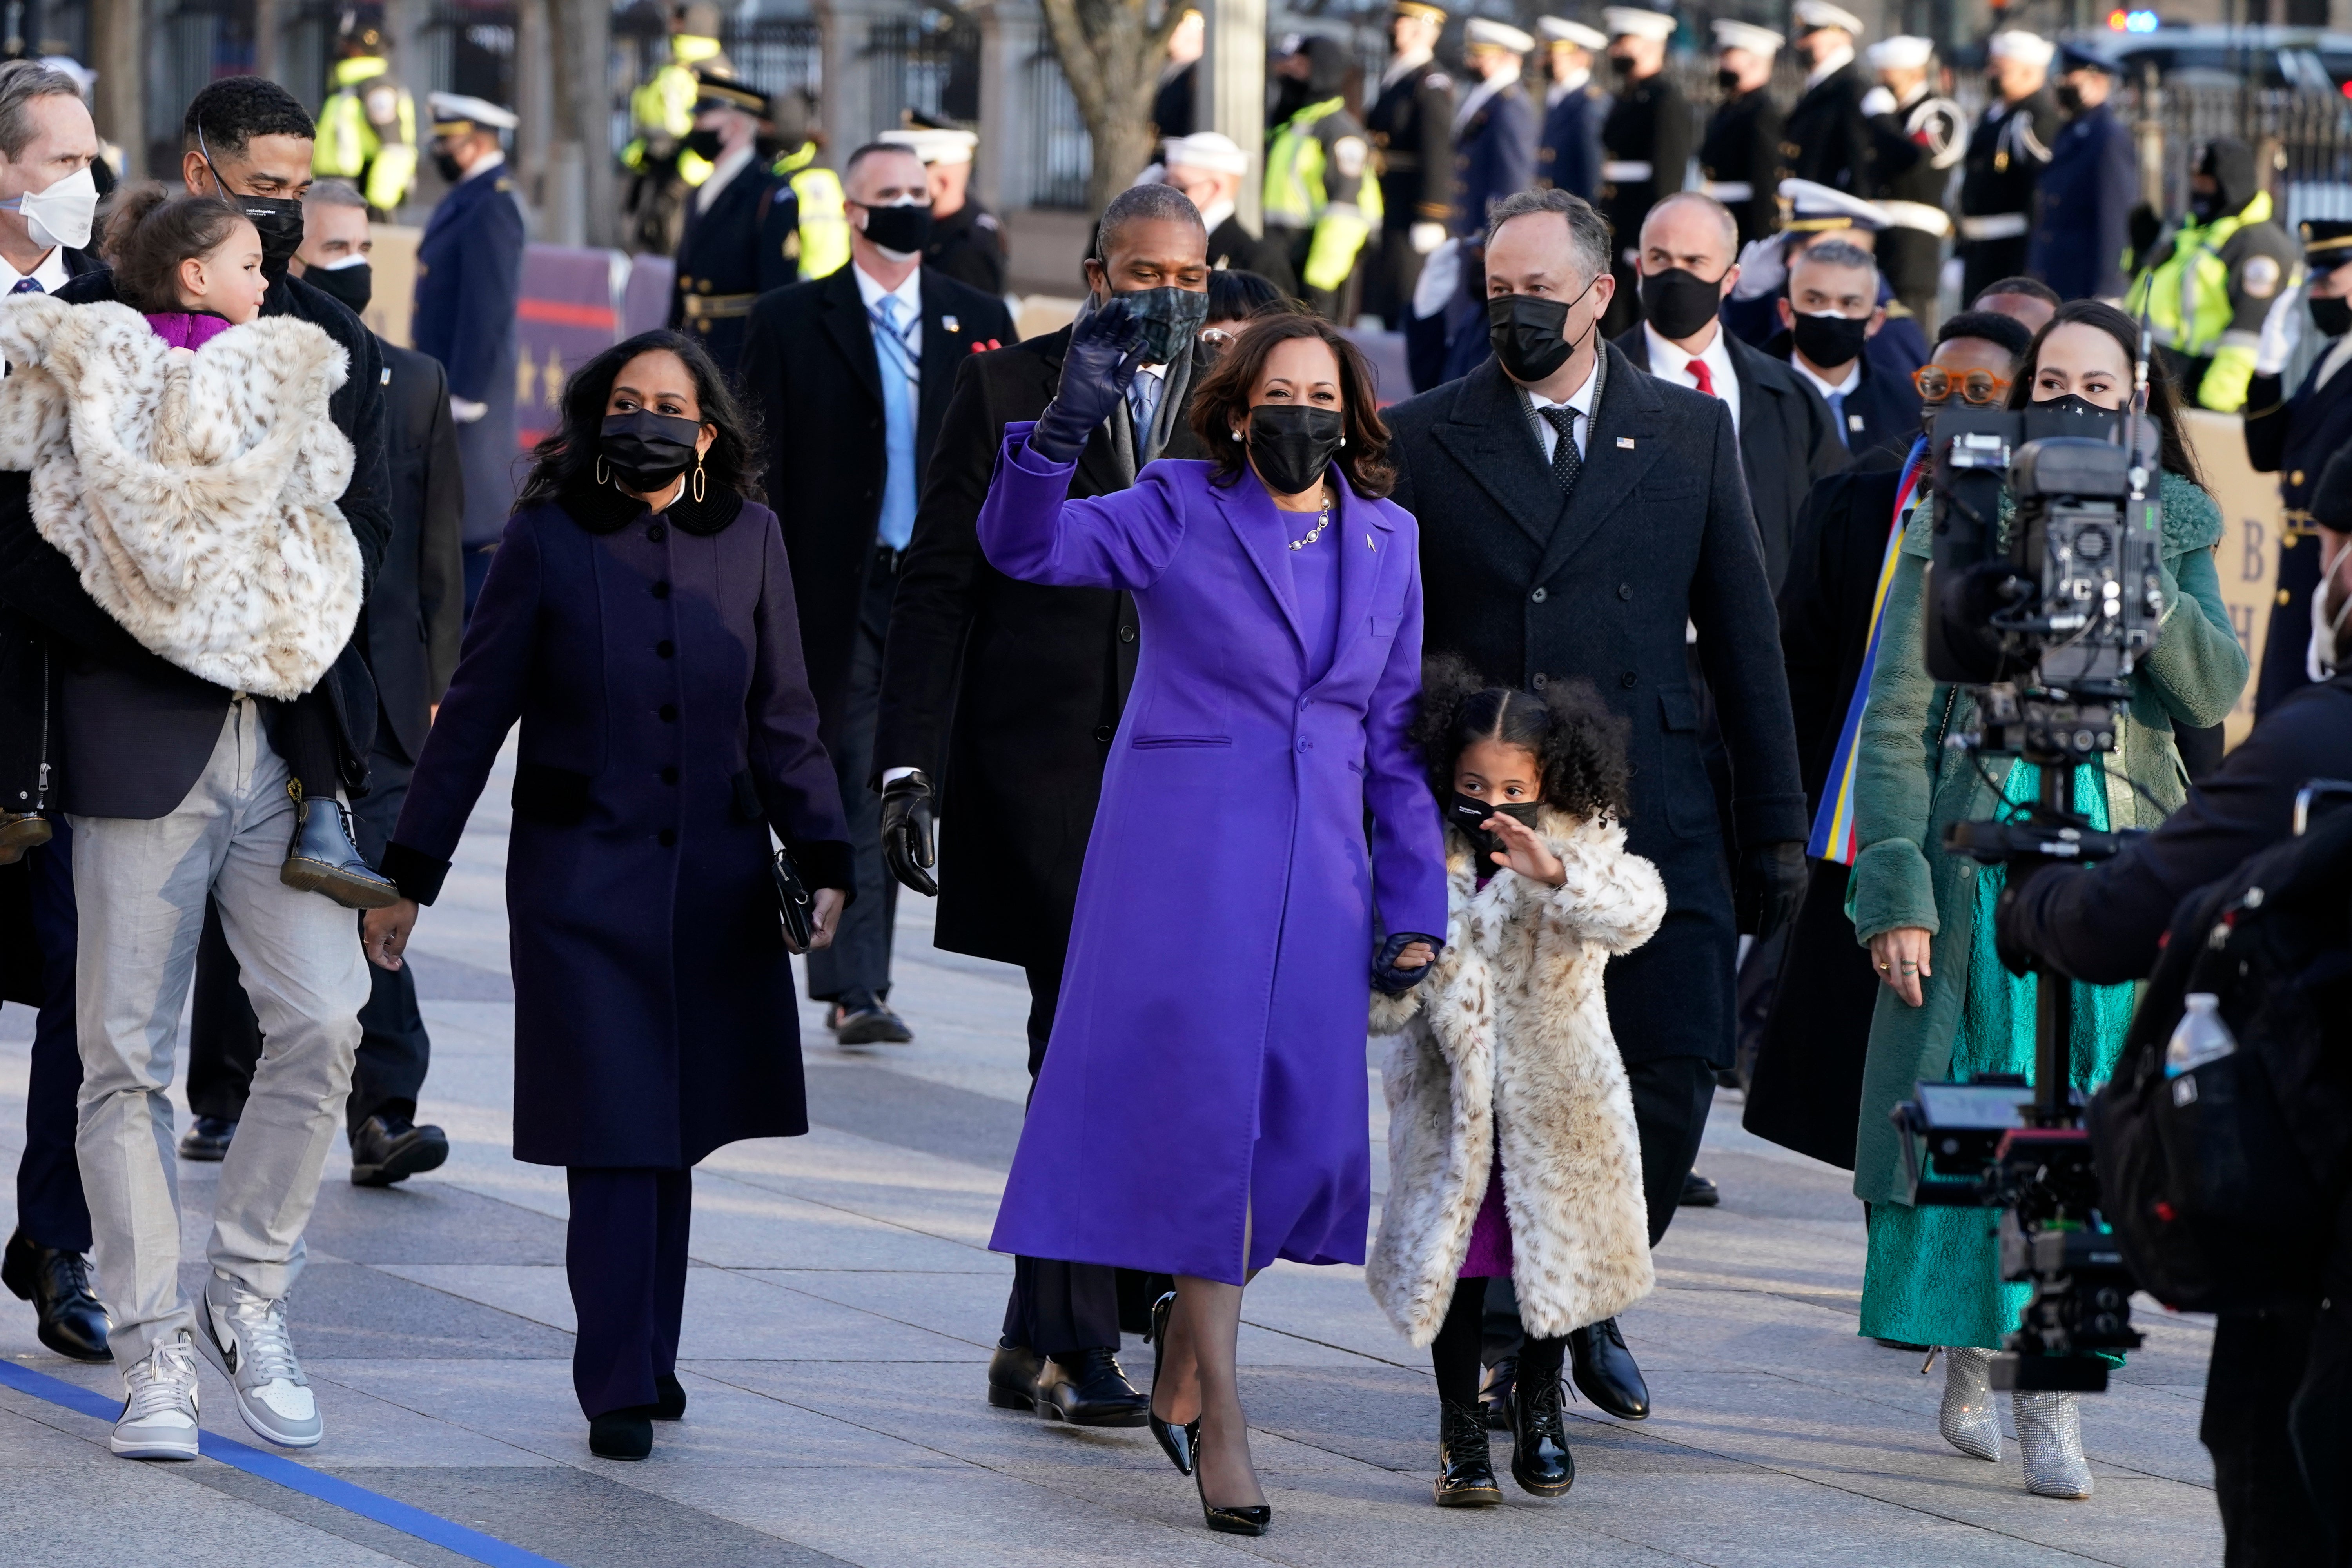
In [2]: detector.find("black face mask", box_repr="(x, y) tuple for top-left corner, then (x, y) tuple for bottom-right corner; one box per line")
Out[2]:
(1449, 793), (1543, 865)
(1716, 66), (1743, 93)
(1639, 266), (1726, 341)
(2310, 293), (2352, 339)
(1246, 403), (1345, 496)
(2032, 392), (2114, 421)
(1792, 310), (1869, 370)
(432, 149), (465, 184)
(1610, 54), (1638, 78)
(1488, 283), (1594, 384)
(1118, 284), (1210, 366)
(199, 137), (304, 270)
(599, 411), (706, 492)
(2189, 193), (2222, 224)
(2055, 83), (2085, 114)
(681, 127), (725, 162)
(303, 260), (372, 315)
(858, 201), (933, 258)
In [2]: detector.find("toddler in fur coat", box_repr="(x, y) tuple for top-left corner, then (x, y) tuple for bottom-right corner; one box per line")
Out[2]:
(1367, 655), (1666, 1507)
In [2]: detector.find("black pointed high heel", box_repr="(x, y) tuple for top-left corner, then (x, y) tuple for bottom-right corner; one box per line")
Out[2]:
(1195, 1464), (1272, 1536)
(1144, 1289), (1198, 1475)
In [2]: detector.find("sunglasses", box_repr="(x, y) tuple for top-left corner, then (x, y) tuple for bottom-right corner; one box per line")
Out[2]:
(1911, 366), (2011, 406)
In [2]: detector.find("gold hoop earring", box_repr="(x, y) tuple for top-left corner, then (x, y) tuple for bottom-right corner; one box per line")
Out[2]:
(691, 458), (706, 505)
(595, 456), (610, 487)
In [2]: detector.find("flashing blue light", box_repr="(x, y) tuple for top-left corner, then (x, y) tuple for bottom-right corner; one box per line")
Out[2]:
(2125, 9), (2159, 32)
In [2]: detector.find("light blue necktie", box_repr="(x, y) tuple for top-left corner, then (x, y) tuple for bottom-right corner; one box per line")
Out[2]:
(869, 294), (919, 551)
(1127, 372), (1161, 458)
(1826, 388), (1851, 450)
(10, 278), (42, 294)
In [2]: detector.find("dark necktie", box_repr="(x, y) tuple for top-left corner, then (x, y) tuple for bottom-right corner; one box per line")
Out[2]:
(1541, 405), (1582, 495)
(10, 278), (42, 294)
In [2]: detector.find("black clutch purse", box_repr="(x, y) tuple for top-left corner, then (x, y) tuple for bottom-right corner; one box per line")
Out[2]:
(770, 847), (815, 954)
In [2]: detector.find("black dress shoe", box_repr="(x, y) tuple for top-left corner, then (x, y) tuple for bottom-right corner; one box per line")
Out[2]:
(1508, 1370), (1576, 1497)
(2, 1229), (110, 1362)
(350, 1114), (450, 1186)
(1145, 1290), (1198, 1475)
(1033, 1346), (1150, 1427)
(1568, 1317), (1651, 1421)
(588, 1409), (653, 1459)
(654, 1374), (686, 1420)
(1477, 1355), (1516, 1432)
(1196, 1467), (1271, 1536)
(987, 1338), (1043, 1412)
(831, 1000), (913, 1044)
(1434, 1399), (1502, 1506)
(281, 791), (401, 909)
(1681, 1171), (1722, 1208)
(178, 1114), (236, 1161)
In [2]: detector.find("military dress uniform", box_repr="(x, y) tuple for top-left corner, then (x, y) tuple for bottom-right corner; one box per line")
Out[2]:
(1956, 88), (2060, 303)
(669, 175), (800, 383)
(1539, 75), (1611, 204)
(1866, 84), (1963, 324)
(1450, 73), (1537, 241)
(1363, 38), (1454, 327)
(1780, 54), (1876, 198)
(2028, 89), (2135, 303)
(1598, 66), (1690, 336)
(923, 203), (1006, 297)
(1702, 86), (1785, 247)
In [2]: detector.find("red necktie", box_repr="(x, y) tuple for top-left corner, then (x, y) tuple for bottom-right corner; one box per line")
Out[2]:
(1687, 357), (1715, 397)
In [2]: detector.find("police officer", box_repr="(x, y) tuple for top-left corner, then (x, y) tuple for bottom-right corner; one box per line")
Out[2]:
(1162, 131), (1297, 295)
(414, 93), (525, 609)
(1957, 29), (2059, 305)
(669, 74), (799, 381)
(1537, 18), (1610, 203)
(1781, 2), (1873, 198)
(766, 89), (849, 281)
(2128, 136), (2296, 413)
(1363, 0), (1453, 328)
(1860, 35), (1962, 327)
(1700, 20), (1784, 248)
(1598, 6), (1688, 337)
(878, 125), (1005, 297)
(2029, 43), (2135, 303)
(1264, 35), (1381, 322)
(1451, 20), (1536, 239)
(2245, 220), (2352, 713)
(623, 3), (727, 252)
(312, 15), (416, 216)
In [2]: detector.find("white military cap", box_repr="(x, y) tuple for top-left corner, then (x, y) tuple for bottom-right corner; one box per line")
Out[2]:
(879, 127), (978, 165)
(1162, 131), (1250, 175)
(1779, 176), (1886, 231)
(1791, 0), (1863, 35)
(1538, 17), (1609, 50)
(1601, 7), (1676, 42)
(1866, 34), (1935, 70)
(1987, 28), (2055, 66)
(1711, 19), (1783, 53)
(427, 92), (519, 134)
(1464, 17), (1536, 52)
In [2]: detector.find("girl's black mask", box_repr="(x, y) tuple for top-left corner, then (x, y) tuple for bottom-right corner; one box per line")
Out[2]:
(599, 411), (706, 491)
(1449, 793), (1543, 865)
(1119, 284), (1210, 366)
(1247, 403), (1345, 497)
(859, 201), (933, 257)
(1792, 310), (1868, 370)
(1488, 283), (1593, 384)
(1639, 266), (1726, 341)
(2310, 293), (2352, 340)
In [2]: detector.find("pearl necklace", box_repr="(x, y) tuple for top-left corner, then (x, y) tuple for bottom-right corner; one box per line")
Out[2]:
(1286, 494), (1333, 551)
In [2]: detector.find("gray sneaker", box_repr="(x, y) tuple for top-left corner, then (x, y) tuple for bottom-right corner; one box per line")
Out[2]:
(112, 1333), (201, 1460)
(195, 1273), (321, 1448)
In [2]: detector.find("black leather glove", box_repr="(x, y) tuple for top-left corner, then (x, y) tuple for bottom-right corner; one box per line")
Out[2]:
(1993, 857), (2060, 980)
(1734, 841), (1806, 938)
(1373, 930), (1443, 994)
(1026, 293), (1147, 465)
(878, 771), (938, 897)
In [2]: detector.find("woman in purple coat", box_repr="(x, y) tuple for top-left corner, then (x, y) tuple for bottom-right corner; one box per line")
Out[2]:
(360, 332), (851, 1462)
(979, 307), (1449, 1534)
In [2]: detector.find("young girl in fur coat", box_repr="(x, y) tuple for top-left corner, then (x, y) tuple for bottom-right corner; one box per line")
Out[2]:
(1368, 656), (1666, 1507)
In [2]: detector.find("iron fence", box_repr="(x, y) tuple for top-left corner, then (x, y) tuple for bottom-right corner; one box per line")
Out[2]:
(1024, 44), (1089, 208)
(720, 14), (822, 107)
(865, 3), (978, 141)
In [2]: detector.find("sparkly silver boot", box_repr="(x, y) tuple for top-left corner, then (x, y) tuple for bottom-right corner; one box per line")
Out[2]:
(1937, 1347), (2001, 1463)
(2013, 1390), (2094, 1499)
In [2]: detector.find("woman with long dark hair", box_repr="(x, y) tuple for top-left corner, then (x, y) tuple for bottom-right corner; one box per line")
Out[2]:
(975, 305), (1449, 1535)
(1846, 299), (2246, 1496)
(359, 330), (851, 1461)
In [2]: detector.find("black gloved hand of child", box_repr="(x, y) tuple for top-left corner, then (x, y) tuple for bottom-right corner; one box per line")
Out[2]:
(1373, 930), (1443, 994)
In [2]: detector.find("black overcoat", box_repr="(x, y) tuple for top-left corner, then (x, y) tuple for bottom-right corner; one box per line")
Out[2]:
(380, 492), (851, 1169)
(737, 264), (1016, 746)
(1385, 348), (1807, 1067)
(367, 339), (466, 765)
(2245, 355), (2352, 715)
(1779, 62), (1877, 196)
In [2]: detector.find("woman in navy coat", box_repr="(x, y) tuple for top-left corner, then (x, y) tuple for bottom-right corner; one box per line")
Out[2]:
(978, 305), (1448, 1534)
(362, 331), (851, 1461)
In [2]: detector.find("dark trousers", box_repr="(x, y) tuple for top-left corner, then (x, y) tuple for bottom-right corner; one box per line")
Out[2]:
(806, 564), (898, 1007)
(186, 748), (431, 1134)
(566, 1166), (691, 1419)
(1001, 953), (1126, 1355)
(14, 817), (87, 1252)
(1960, 236), (2032, 311)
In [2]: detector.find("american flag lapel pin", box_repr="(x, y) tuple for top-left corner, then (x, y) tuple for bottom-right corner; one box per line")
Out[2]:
(1616, 436), (1635, 449)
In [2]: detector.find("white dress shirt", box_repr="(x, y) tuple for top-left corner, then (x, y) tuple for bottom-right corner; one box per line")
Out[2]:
(694, 144), (756, 214)
(1643, 319), (1742, 433)
(1453, 73), (1508, 134)
(1521, 355), (1602, 463)
(0, 244), (71, 295)
(1791, 352), (1862, 403)
(852, 262), (923, 359)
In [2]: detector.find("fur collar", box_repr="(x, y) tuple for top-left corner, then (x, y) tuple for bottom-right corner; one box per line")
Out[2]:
(559, 474), (746, 537)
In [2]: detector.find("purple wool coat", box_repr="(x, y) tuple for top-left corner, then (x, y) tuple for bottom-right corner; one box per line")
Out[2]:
(978, 431), (1449, 1285)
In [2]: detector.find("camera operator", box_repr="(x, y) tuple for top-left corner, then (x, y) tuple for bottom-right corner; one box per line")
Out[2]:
(1845, 299), (2248, 1498)
(1998, 449), (2352, 1562)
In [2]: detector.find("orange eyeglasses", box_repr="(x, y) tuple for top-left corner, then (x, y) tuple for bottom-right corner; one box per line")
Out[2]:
(1911, 366), (2011, 406)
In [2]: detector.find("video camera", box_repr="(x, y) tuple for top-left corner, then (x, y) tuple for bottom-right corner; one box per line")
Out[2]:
(1891, 392), (2166, 1392)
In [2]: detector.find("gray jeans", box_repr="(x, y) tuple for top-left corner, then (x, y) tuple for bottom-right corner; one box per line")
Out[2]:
(70, 699), (368, 1371)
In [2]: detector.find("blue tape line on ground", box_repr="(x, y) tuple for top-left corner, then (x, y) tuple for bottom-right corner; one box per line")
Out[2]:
(0, 1358), (572, 1568)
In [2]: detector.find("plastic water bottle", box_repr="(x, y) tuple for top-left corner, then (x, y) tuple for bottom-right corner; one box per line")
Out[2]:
(2163, 993), (2237, 1078)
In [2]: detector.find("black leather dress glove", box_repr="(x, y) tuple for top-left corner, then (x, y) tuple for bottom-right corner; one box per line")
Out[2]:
(1734, 841), (1807, 938)
(1373, 930), (1443, 994)
(1026, 294), (1147, 465)
(878, 772), (938, 897)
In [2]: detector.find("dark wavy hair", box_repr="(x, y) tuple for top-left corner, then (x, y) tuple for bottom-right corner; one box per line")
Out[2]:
(2005, 298), (2204, 488)
(1406, 652), (1631, 823)
(103, 185), (249, 313)
(1187, 311), (1394, 499)
(516, 330), (761, 506)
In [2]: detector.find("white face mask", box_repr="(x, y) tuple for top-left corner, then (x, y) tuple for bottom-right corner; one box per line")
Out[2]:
(2309, 534), (2352, 683)
(1, 164), (98, 253)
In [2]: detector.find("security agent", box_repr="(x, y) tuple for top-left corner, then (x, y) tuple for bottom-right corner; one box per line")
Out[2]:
(1363, 0), (1454, 327)
(878, 125), (1006, 298)
(1535, 18), (1610, 205)
(2027, 43), (2135, 303)
(667, 74), (798, 382)
(1956, 29), (2060, 305)
(1780, 1), (1874, 198)
(2245, 219), (2352, 715)
(1764, 236), (1922, 469)
(1860, 35), (1963, 327)
(1161, 131), (1296, 296)
(2128, 136), (2297, 414)
(1596, 7), (1688, 337)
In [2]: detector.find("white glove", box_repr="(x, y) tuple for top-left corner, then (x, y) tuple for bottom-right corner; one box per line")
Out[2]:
(2254, 284), (2303, 377)
(449, 396), (488, 424)
(1412, 238), (1461, 321)
(1860, 85), (1897, 117)
(1409, 221), (1447, 256)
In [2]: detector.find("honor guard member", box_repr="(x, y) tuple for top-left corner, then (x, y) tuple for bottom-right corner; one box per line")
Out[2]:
(1957, 29), (2059, 304)
(1162, 131), (1297, 296)
(1860, 35), (1962, 326)
(767, 89), (850, 281)
(668, 74), (799, 381)
(1450, 19), (1537, 238)
(2128, 136), (2295, 413)
(1781, 2), (1874, 197)
(1263, 35), (1382, 321)
(1701, 20), (1785, 247)
(1598, 7), (1689, 336)
(2245, 219), (2352, 713)
(878, 125), (1005, 298)
(1537, 18), (1611, 203)
(1363, 0), (1454, 327)
(414, 92), (525, 608)
(2029, 43), (2134, 303)
(312, 16), (416, 215)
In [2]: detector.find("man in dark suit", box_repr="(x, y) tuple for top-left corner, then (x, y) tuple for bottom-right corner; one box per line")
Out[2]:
(1699, 20), (1785, 248)
(668, 74), (799, 381)
(1161, 131), (1297, 297)
(1535, 19), (1609, 203)
(871, 183), (1213, 1425)
(1363, 0), (1453, 327)
(739, 142), (1014, 1047)
(1767, 237), (1922, 469)
(1780, 2), (1875, 198)
(1386, 188), (1807, 1423)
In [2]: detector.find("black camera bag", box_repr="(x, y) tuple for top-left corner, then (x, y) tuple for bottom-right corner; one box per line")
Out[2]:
(2086, 806), (2352, 1312)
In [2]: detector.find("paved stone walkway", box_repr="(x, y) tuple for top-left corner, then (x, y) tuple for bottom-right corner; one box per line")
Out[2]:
(0, 743), (2225, 1565)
